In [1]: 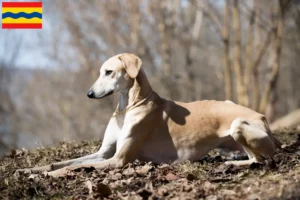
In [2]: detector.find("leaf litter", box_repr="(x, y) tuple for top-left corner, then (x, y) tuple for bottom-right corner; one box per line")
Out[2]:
(0, 130), (300, 199)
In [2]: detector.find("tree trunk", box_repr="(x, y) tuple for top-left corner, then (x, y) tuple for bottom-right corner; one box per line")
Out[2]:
(259, 0), (287, 113)
(232, 0), (248, 106)
(223, 0), (232, 100)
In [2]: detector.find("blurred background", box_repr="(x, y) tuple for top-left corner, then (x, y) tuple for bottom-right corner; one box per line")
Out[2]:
(1, 0), (300, 156)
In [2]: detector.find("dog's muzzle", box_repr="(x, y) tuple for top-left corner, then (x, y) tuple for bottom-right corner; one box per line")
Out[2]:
(87, 90), (95, 98)
(87, 90), (113, 99)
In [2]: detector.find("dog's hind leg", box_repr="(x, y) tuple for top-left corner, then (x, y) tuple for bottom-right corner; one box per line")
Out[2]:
(225, 117), (276, 166)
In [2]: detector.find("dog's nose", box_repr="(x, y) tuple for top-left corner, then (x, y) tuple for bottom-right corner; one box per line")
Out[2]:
(87, 90), (95, 98)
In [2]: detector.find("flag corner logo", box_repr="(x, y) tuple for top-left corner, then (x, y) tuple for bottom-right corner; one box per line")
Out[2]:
(2, 2), (43, 29)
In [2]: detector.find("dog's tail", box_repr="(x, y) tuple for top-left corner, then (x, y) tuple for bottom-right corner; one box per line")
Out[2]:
(262, 116), (282, 148)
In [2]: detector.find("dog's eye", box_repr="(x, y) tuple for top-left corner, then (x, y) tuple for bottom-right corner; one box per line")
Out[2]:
(105, 70), (113, 76)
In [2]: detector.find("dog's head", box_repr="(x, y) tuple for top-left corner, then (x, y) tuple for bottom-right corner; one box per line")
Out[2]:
(87, 53), (142, 99)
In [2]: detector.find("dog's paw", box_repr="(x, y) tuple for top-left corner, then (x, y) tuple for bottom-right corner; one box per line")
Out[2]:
(14, 168), (32, 177)
(224, 159), (257, 166)
(15, 168), (32, 174)
(45, 167), (75, 178)
(224, 161), (233, 165)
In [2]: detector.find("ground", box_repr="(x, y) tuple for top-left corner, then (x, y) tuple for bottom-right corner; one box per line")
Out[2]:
(1, 129), (300, 200)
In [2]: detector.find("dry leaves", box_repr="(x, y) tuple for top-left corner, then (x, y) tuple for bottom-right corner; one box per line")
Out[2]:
(1, 132), (300, 199)
(85, 180), (112, 198)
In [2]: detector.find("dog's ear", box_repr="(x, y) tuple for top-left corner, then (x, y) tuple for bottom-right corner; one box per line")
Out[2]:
(118, 53), (142, 79)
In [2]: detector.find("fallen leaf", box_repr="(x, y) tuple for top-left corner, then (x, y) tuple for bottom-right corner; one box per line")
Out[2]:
(165, 172), (179, 181)
(137, 188), (152, 199)
(220, 189), (237, 196)
(158, 164), (170, 169)
(202, 181), (217, 192)
(186, 173), (196, 181)
(28, 174), (39, 181)
(95, 183), (112, 198)
(206, 195), (217, 200)
(136, 164), (152, 175)
(157, 187), (169, 196)
(85, 180), (93, 194)
(123, 167), (135, 176)
(86, 180), (112, 198)
(214, 164), (231, 174)
(247, 193), (260, 200)
(111, 172), (122, 180)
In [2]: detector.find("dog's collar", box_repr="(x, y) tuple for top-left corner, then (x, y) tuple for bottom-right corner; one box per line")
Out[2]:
(112, 92), (152, 117)
(112, 106), (134, 117)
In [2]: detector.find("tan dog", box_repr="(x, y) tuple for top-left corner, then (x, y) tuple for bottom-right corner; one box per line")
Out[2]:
(19, 53), (281, 177)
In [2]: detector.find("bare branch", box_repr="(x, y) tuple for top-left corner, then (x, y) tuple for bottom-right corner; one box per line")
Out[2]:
(189, 0), (223, 41)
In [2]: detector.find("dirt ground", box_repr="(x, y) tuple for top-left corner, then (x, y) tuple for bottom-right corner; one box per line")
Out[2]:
(1, 129), (300, 200)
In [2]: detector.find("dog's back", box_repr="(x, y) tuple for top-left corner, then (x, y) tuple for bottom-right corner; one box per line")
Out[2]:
(164, 100), (263, 136)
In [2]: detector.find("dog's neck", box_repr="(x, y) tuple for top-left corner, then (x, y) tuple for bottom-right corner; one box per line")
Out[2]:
(118, 69), (152, 112)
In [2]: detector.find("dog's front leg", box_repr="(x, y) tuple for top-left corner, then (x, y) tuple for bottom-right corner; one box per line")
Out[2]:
(46, 137), (143, 177)
(47, 137), (145, 177)
(46, 157), (119, 177)
(47, 120), (149, 177)
(16, 117), (120, 174)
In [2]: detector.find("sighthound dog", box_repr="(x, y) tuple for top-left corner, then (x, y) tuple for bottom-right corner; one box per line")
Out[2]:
(19, 53), (281, 177)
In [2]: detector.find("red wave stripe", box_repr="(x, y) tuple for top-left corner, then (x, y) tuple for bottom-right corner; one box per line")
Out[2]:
(2, 2), (42, 7)
(2, 23), (42, 29)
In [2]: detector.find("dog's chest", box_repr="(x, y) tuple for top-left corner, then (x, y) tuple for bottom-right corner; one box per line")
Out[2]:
(115, 114), (126, 128)
(138, 137), (178, 163)
(137, 127), (179, 163)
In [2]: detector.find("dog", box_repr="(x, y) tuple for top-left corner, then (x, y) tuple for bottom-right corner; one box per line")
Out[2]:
(18, 53), (281, 177)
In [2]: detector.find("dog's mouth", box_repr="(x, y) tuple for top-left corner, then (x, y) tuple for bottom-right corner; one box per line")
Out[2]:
(97, 90), (114, 99)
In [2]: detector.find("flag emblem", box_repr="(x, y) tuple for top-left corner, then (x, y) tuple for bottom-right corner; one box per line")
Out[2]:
(2, 2), (42, 29)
